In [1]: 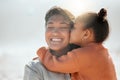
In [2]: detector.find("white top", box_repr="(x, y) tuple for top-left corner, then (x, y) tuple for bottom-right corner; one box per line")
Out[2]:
(23, 58), (71, 80)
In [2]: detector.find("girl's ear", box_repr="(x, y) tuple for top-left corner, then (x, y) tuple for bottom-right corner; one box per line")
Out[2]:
(83, 29), (92, 39)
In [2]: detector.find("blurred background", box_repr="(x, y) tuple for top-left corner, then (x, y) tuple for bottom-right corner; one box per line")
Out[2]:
(0, 0), (120, 80)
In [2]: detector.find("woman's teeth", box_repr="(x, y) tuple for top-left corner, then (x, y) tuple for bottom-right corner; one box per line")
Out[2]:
(51, 38), (62, 42)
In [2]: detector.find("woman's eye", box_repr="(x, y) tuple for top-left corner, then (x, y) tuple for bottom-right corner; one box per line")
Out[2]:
(46, 27), (70, 32)
(47, 27), (54, 30)
(60, 27), (69, 30)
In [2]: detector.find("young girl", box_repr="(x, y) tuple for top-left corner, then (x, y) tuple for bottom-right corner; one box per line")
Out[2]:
(37, 8), (117, 80)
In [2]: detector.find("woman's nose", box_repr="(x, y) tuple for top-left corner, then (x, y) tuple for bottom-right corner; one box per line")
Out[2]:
(52, 28), (60, 35)
(53, 28), (59, 32)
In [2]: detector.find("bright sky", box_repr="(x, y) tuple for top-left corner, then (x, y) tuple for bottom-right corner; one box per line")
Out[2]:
(0, 0), (120, 51)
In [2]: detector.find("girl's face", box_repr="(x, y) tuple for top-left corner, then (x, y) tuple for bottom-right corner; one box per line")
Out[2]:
(70, 21), (95, 46)
(70, 22), (85, 46)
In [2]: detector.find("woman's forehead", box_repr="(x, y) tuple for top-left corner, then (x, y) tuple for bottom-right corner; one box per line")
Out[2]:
(47, 15), (70, 24)
(48, 15), (69, 21)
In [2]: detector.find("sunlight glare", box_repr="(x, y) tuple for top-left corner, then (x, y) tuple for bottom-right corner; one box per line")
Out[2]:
(59, 0), (94, 17)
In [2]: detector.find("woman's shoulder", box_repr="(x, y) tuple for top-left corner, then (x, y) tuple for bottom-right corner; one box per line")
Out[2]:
(25, 58), (45, 72)
(24, 58), (71, 80)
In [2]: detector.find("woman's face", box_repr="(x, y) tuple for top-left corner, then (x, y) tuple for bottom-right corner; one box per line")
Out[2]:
(45, 15), (71, 51)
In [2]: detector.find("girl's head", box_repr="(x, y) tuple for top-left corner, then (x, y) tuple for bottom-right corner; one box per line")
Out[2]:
(70, 8), (109, 46)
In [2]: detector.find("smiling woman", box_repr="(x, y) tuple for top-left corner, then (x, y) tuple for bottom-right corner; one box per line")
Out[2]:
(45, 15), (71, 51)
(23, 6), (77, 80)
(44, 6), (75, 55)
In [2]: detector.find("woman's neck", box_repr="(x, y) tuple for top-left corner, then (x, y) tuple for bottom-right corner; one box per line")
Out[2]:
(49, 45), (70, 57)
(49, 44), (80, 57)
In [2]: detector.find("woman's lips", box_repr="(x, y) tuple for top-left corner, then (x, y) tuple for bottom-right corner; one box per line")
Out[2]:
(50, 38), (63, 44)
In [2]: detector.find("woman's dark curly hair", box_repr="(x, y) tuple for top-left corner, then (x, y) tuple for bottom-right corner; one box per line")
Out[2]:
(45, 6), (75, 29)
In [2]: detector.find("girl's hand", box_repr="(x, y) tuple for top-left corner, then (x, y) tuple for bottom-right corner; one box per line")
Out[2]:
(37, 47), (47, 61)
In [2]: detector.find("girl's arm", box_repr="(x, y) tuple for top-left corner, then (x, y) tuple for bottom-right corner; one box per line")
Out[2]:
(37, 47), (92, 73)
